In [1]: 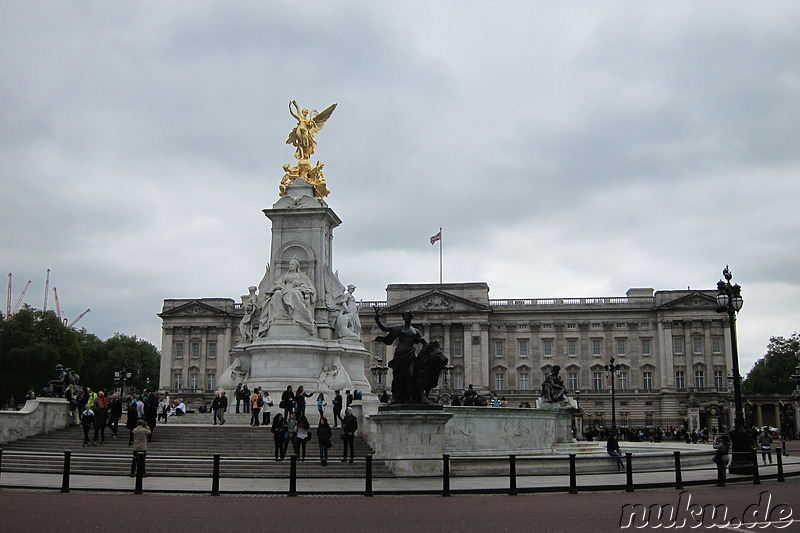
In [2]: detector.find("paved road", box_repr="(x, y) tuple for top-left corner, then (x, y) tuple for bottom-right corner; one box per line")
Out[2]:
(2, 478), (799, 532)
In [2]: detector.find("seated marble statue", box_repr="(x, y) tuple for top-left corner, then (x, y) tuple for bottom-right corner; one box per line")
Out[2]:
(258, 259), (316, 335)
(541, 365), (567, 403)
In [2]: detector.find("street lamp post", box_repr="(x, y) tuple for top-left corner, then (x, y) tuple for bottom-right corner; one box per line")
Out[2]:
(791, 364), (800, 440)
(604, 357), (622, 433)
(114, 367), (131, 397)
(370, 357), (389, 396)
(715, 265), (751, 474)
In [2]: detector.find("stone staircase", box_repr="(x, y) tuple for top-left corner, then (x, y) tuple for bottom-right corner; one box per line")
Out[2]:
(0, 420), (392, 479)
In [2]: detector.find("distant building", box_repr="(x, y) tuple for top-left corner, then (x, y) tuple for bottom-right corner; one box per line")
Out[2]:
(159, 282), (737, 433)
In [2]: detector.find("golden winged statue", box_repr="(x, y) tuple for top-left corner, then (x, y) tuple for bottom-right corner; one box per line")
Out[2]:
(286, 100), (337, 161)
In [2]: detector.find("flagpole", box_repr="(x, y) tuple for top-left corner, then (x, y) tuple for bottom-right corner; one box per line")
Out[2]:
(439, 227), (443, 285)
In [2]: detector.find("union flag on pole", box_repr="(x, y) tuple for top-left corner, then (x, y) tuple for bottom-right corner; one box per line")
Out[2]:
(430, 230), (442, 245)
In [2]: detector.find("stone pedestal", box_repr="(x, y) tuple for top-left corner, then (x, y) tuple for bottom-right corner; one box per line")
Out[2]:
(367, 409), (453, 476)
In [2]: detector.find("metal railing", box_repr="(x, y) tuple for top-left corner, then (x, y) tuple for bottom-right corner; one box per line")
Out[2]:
(0, 446), (795, 496)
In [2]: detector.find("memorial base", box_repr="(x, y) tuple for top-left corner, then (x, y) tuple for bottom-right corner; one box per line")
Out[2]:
(368, 410), (453, 476)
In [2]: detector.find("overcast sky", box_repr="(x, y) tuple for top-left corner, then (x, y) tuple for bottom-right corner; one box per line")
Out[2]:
(2, 2), (799, 375)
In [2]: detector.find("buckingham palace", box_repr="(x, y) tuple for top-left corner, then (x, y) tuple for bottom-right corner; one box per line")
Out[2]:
(159, 282), (735, 433)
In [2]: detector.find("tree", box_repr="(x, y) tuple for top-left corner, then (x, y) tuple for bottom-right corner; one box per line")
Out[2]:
(742, 333), (800, 395)
(0, 307), (82, 404)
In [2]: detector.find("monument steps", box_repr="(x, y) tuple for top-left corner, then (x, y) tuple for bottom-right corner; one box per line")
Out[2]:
(0, 424), (391, 479)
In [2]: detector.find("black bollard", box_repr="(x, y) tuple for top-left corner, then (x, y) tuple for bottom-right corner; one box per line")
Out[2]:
(509, 454), (517, 496)
(777, 447), (785, 483)
(716, 454), (726, 488)
(673, 451), (684, 490)
(288, 455), (297, 497)
(568, 454), (577, 494)
(61, 450), (72, 493)
(365, 455), (373, 497)
(134, 452), (145, 494)
(625, 452), (634, 492)
(751, 449), (761, 485)
(211, 454), (220, 496)
(442, 454), (451, 497)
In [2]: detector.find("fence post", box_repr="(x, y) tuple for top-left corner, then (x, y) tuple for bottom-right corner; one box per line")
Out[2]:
(508, 454), (518, 496)
(568, 454), (577, 494)
(288, 455), (297, 497)
(61, 450), (72, 493)
(751, 449), (761, 485)
(211, 454), (221, 496)
(625, 452), (634, 493)
(0, 448), (3, 489)
(442, 454), (451, 497)
(673, 451), (684, 490)
(777, 447), (785, 483)
(134, 452), (145, 495)
(365, 454), (373, 497)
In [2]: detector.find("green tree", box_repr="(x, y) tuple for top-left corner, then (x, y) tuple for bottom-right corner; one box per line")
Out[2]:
(742, 333), (800, 395)
(93, 333), (161, 393)
(0, 306), (82, 403)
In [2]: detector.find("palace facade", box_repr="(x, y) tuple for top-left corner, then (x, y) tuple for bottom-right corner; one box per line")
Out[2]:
(159, 282), (736, 432)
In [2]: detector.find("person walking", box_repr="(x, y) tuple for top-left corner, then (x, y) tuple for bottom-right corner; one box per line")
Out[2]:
(280, 385), (295, 419)
(332, 390), (343, 427)
(81, 404), (95, 447)
(242, 385), (251, 414)
(126, 398), (139, 445)
(285, 412), (298, 458)
(130, 420), (152, 477)
(271, 413), (288, 461)
(316, 393), (326, 419)
(250, 388), (261, 426)
(316, 416), (333, 466)
(107, 394), (122, 438)
(294, 386), (314, 418)
(712, 434), (731, 479)
(295, 415), (311, 461)
(758, 428), (774, 465)
(261, 391), (272, 425)
(211, 393), (221, 425)
(607, 433), (624, 471)
(235, 383), (243, 414)
(218, 391), (228, 425)
(92, 399), (108, 445)
(341, 407), (357, 463)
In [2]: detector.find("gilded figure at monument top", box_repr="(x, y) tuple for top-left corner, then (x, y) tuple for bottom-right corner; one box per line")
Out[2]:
(286, 100), (337, 161)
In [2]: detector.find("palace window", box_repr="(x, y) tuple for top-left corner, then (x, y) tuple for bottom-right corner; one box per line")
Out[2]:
(519, 372), (529, 390)
(673, 337), (684, 355)
(714, 370), (725, 389)
(542, 339), (553, 357)
(592, 339), (602, 357)
(694, 369), (705, 388)
(616, 339), (626, 356)
(208, 342), (217, 359)
(174, 342), (184, 359)
(618, 371), (628, 390)
(643, 371), (653, 390)
(692, 337), (703, 355)
(494, 340), (504, 357)
(675, 370), (685, 389)
(172, 370), (183, 390)
(568, 372), (578, 390)
(593, 371), (603, 391)
(518, 340), (528, 357)
(190, 371), (199, 391)
(494, 372), (505, 391)
(191, 342), (200, 359)
(453, 371), (464, 390)
(206, 372), (215, 391)
(453, 340), (463, 358)
(641, 338), (651, 356)
(712, 336), (722, 354)
(567, 339), (577, 357)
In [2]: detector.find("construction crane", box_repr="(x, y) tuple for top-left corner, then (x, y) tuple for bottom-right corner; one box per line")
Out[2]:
(67, 308), (91, 328)
(53, 287), (63, 321)
(43, 268), (51, 311)
(12, 280), (31, 315)
(6, 273), (10, 318)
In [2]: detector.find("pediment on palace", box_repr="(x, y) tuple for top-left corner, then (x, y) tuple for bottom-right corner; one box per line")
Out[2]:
(382, 290), (491, 315)
(158, 300), (234, 318)
(656, 292), (717, 311)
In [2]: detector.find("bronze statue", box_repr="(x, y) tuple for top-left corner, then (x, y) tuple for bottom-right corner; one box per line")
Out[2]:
(373, 308), (448, 405)
(541, 365), (567, 403)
